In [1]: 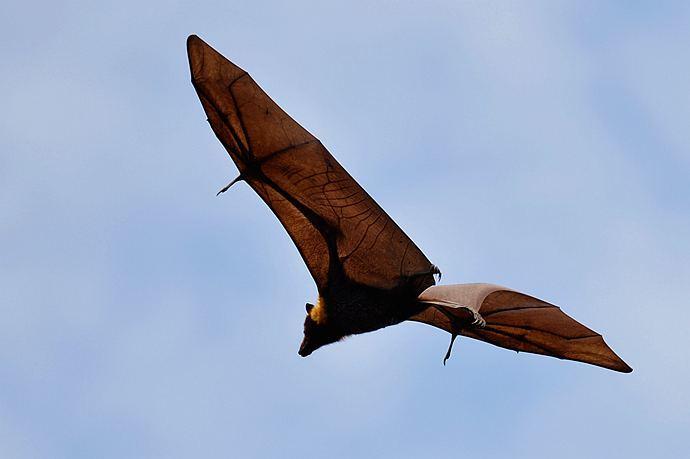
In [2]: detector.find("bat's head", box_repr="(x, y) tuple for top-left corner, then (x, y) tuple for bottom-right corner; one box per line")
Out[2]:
(298, 300), (342, 357)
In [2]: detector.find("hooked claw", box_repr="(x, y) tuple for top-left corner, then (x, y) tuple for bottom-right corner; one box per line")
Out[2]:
(431, 264), (442, 282)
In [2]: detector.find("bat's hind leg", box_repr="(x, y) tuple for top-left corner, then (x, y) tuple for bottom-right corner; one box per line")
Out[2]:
(431, 306), (483, 365)
(443, 333), (457, 366)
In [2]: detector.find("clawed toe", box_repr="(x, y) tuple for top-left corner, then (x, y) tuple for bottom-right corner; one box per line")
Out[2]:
(430, 264), (442, 282)
(472, 311), (486, 328)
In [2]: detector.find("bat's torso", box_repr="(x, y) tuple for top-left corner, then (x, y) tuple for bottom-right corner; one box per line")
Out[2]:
(321, 278), (426, 336)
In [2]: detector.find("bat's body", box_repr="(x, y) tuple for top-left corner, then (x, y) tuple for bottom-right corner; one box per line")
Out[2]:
(304, 282), (425, 355)
(187, 35), (632, 373)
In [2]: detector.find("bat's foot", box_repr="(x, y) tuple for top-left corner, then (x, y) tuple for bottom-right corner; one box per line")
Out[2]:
(443, 333), (457, 366)
(469, 309), (486, 328)
(216, 174), (244, 196)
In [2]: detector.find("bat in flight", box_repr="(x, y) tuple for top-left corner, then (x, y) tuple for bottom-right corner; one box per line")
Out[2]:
(186, 35), (631, 373)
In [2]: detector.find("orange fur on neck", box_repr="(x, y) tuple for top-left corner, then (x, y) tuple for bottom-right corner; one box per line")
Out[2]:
(309, 296), (328, 324)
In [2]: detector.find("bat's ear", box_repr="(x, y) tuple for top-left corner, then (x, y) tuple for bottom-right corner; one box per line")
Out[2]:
(305, 303), (314, 314)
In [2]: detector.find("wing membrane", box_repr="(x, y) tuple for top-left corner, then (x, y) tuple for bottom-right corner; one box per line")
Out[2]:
(187, 35), (435, 293)
(411, 284), (632, 372)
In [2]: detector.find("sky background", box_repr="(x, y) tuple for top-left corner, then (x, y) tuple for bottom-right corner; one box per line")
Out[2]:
(2, 1), (689, 457)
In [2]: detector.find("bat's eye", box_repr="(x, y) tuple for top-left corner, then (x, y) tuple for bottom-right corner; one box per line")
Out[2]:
(305, 303), (314, 314)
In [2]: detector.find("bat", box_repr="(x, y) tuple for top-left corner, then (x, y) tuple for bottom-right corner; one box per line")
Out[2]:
(186, 35), (632, 373)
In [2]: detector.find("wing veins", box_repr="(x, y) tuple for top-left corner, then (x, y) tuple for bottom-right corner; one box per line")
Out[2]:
(228, 72), (249, 88)
(481, 304), (559, 318)
(483, 323), (599, 342)
(228, 84), (253, 158)
(196, 86), (250, 158)
(471, 327), (561, 356)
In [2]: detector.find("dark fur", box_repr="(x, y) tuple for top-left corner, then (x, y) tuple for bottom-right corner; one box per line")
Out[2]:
(298, 276), (429, 356)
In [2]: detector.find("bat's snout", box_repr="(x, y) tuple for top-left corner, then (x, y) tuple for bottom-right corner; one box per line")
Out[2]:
(298, 338), (314, 357)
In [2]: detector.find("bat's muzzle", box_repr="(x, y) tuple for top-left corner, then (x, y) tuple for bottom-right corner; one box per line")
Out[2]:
(298, 338), (314, 357)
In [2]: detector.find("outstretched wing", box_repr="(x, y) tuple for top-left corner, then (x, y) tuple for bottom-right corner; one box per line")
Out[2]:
(411, 284), (632, 372)
(187, 35), (436, 293)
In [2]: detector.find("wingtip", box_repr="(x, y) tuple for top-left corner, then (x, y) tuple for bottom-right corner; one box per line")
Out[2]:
(186, 34), (205, 54)
(616, 361), (633, 373)
(186, 34), (207, 81)
(596, 349), (633, 373)
(600, 340), (633, 373)
(185, 35), (246, 85)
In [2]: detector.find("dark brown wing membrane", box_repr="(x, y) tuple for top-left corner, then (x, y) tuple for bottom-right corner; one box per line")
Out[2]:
(187, 35), (435, 293)
(411, 285), (632, 372)
(468, 290), (631, 372)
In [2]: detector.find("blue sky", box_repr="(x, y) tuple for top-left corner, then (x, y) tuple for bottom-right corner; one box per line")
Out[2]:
(2, 1), (689, 457)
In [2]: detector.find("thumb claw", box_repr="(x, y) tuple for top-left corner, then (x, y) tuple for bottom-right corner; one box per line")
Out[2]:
(216, 175), (243, 196)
